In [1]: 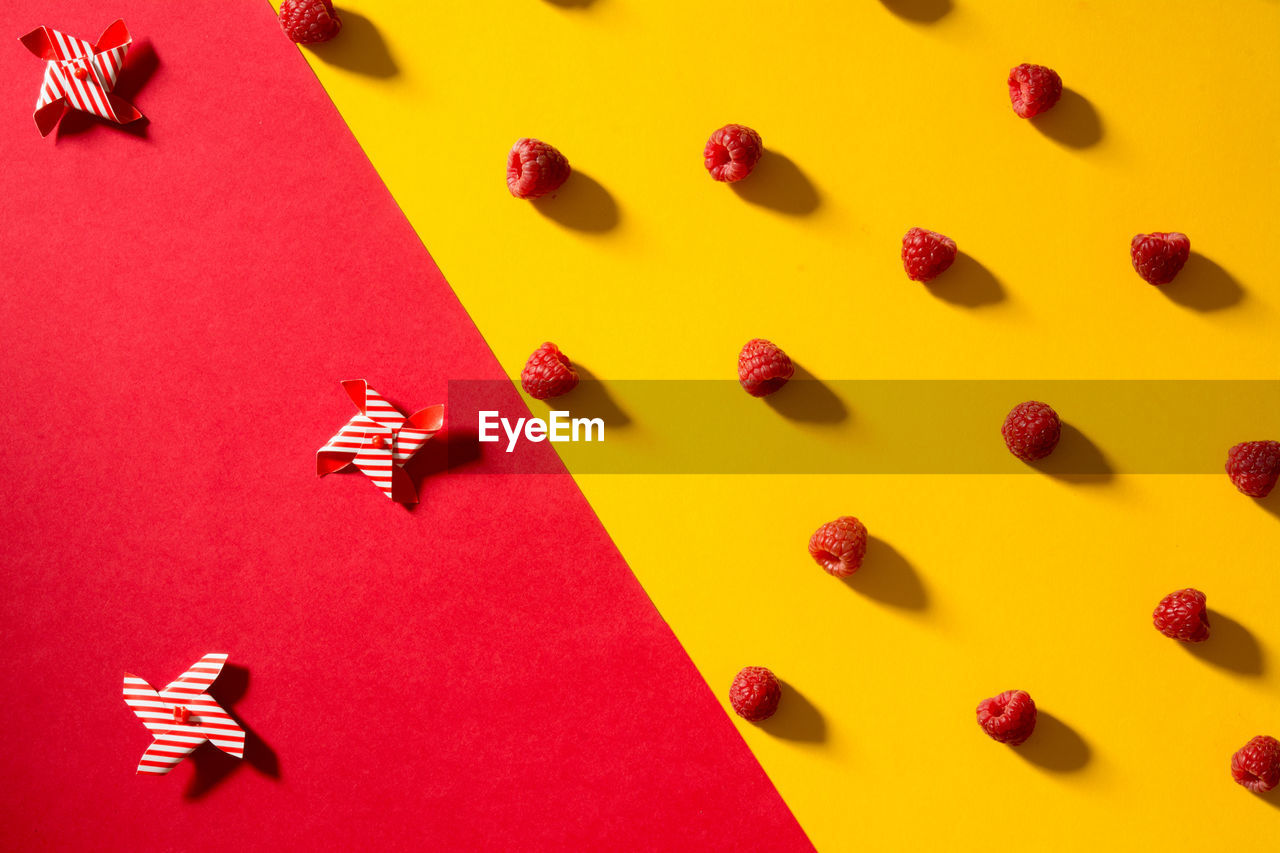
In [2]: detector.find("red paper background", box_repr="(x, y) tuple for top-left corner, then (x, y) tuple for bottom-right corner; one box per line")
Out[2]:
(0, 3), (809, 849)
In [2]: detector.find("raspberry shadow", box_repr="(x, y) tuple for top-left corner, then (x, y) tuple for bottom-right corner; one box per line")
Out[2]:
(1029, 423), (1113, 483)
(1184, 611), (1265, 676)
(1257, 783), (1280, 810)
(557, 365), (631, 428)
(764, 364), (848, 424)
(927, 252), (1005, 307)
(1015, 711), (1090, 772)
(309, 10), (398, 78)
(730, 151), (821, 216)
(1257, 491), (1280, 523)
(761, 679), (827, 743)
(843, 536), (929, 611)
(1031, 89), (1103, 149)
(879, 0), (952, 23)
(533, 170), (620, 233)
(1159, 252), (1245, 312)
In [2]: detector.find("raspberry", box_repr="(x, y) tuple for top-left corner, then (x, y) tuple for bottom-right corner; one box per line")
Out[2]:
(976, 690), (1037, 745)
(729, 667), (781, 722)
(704, 124), (763, 183)
(1007, 64), (1062, 118)
(737, 338), (794, 397)
(1225, 441), (1280, 498)
(808, 517), (868, 578)
(1152, 588), (1210, 643)
(901, 227), (957, 283)
(1232, 736), (1280, 793)
(1001, 401), (1061, 462)
(278, 0), (342, 44)
(1130, 232), (1191, 285)
(520, 342), (579, 400)
(507, 139), (571, 200)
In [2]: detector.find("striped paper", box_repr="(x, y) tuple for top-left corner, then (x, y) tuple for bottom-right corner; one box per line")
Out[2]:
(123, 653), (246, 776)
(19, 19), (144, 137)
(317, 380), (445, 503)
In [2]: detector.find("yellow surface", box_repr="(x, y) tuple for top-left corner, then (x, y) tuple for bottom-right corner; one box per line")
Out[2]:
(286, 1), (1280, 849)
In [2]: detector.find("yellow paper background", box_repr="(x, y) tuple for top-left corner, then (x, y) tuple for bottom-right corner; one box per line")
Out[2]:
(282, 1), (1280, 848)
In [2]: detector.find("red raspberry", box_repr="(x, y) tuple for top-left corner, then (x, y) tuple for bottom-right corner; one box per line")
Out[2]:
(901, 227), (957, 283)
(729, 667), (781, 722)
(704, 124), (763, 183)
(1130, 232), (1190, 285)
(1225, 441), (1280, 498)
(1007, 64), (1062, 118)
(520, 342), (579, 400)
(737, 338), (794, 397)
(1001, 401), (1061, 462)
(507, 139), (571, 200)
(1232, 736), (1280, 793)
(976, 690), (1037, 745)
(278, 0), (342, 44)
(808, 517), (868, 578)
(1152, 588), (1210, 643)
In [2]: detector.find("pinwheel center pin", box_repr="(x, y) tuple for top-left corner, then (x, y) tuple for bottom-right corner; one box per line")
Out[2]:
(370, 434), (389, 450)
(172, 706), (191, 725)
(73, 64), (89, 80)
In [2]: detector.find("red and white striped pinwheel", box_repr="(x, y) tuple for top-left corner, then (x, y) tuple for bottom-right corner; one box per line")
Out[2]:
(19, 19), (143, 137)
(317, 380), (445, 504)
(123, 653), (246, 776)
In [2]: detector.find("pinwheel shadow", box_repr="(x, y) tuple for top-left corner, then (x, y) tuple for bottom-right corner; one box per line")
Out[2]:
(411, 428), (484, 476)
(357, 389), (485, 506)
(399, 428), (485, 511)
(57, 40), (158, 139)
(184, 665), (280, 800)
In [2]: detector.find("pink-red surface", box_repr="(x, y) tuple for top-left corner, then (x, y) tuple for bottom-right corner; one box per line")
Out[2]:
(0, 2), (809, 849)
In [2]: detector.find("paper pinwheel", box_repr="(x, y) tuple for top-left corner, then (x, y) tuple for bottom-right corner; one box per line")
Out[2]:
(317, 380), (445, 504)
(123, 653), (246, 776)
(19, 19), (143, 137)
